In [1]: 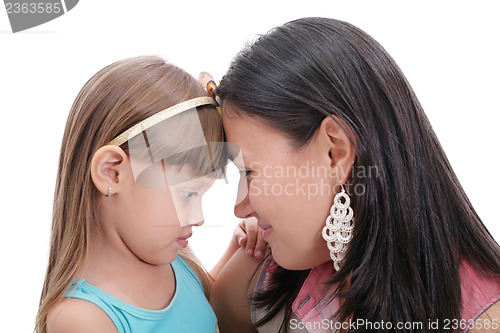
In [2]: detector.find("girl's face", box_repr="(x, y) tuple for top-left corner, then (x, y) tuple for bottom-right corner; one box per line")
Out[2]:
(114, 164), (214, 265)
(223, 113), (335, 270)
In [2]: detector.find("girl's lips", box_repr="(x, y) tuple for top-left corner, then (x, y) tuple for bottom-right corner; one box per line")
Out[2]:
(177, 233), (192, 248)
(176, 238), (188, 248)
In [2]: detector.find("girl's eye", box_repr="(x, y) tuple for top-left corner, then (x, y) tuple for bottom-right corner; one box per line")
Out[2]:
(183, 192), (197, 199)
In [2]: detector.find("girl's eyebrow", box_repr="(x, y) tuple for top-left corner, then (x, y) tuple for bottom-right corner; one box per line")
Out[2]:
(175, 176), (215, 188)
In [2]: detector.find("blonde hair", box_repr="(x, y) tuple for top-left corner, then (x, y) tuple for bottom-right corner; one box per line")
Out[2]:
(35, 56), (223, 332)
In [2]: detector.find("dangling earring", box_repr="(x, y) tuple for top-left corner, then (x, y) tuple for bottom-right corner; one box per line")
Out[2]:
(106, 187), (112, 198)
(322, 185), (354, 271)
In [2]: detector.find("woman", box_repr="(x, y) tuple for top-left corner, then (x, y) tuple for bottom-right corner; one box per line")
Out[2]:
(212, 18), (500, 333)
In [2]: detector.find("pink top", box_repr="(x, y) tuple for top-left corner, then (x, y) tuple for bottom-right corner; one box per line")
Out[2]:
(460, 260), (500, 330)
(252, 257), (500, 333)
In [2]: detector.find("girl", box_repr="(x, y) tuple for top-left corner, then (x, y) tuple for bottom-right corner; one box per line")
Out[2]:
(212, 18), (500, 332)
(35, 56), (264, 333)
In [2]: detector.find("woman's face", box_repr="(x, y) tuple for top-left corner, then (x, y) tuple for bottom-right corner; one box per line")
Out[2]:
(223, 113), (335, 270)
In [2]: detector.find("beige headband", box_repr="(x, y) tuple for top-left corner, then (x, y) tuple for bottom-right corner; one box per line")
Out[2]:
(109, 96), (217, 146)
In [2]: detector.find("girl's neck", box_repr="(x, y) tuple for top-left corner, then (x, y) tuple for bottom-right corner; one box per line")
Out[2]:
(80, 226), (176, 310)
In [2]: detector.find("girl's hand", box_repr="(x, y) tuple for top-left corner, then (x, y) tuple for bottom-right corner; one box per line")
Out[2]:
(233, 217), (268, 260)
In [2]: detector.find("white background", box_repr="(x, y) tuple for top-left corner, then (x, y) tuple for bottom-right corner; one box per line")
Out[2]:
(1, 1), (499, 331)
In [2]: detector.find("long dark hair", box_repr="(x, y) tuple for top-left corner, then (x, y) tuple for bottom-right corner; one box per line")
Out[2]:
(217, 17), (500, 332)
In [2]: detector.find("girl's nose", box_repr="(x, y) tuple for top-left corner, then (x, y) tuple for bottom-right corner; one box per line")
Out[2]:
(184, 200), (205, 227)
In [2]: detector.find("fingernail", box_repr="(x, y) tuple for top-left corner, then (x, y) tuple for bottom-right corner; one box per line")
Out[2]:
(238, 237), (243, 246)
(255, 250), (262, 258)
(247, 248), (254, 256)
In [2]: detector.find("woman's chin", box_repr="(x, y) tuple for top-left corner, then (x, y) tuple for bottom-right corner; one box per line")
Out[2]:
(271, 246), (331, 271)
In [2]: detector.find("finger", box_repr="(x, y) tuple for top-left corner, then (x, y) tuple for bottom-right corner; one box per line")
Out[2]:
(244, 220), (258, 256)
(238, 235), (247, 248)
(254, 229), (267, 259)
(233, 222), (247, 246)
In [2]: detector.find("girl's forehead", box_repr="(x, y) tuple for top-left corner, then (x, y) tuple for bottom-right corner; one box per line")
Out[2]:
(164, 164), (214, 185)
(170, 174), (216, 190)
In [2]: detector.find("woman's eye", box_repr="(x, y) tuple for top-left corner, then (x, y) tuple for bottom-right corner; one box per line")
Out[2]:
(183, 192), (197, 199)
(239, 170), (252, 177)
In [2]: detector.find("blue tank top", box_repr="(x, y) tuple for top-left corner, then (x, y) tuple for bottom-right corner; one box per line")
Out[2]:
(65, 256), (217, 332)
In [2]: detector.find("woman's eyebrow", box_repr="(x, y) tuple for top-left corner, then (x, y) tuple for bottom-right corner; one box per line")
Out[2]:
(230, 147), (254, 163)
(232, 156), (252, 170)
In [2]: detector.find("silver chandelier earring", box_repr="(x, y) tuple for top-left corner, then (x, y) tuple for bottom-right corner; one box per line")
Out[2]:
(322, 185), (355, 271)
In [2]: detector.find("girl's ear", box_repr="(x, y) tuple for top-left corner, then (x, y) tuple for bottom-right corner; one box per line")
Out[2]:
(90, 145), (130, 197)
(318, 115), (357, 184)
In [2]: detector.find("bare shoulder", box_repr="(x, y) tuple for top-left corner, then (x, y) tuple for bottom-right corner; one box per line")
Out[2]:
(47, 298), (118, 333)
(468, 299), (500, 333)
(211, 247), (263, 333)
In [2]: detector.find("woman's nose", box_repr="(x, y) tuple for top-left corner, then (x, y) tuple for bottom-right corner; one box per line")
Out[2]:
(234, 192), (254, 219)
(234, 177), (254, 218)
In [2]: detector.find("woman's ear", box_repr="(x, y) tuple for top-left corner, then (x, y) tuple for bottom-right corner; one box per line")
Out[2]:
(90, 145), (129, 197)
(318, 115), (357, 184)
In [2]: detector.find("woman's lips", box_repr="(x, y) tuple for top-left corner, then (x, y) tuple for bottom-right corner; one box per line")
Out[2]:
(259, 224), (273, 240)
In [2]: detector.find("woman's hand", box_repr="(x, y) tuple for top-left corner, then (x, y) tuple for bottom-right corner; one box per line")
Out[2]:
(233, 217), (268, 259)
